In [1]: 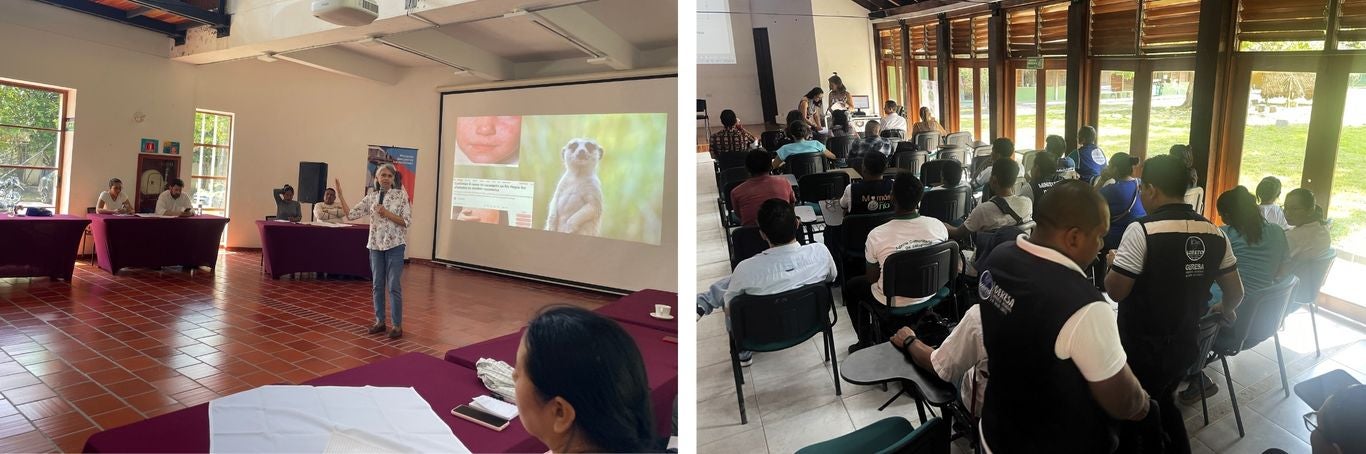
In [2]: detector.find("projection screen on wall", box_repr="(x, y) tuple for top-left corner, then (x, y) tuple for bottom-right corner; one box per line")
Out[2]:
(434, 76), (678, 292)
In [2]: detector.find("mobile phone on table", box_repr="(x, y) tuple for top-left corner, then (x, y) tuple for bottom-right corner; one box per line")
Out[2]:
(663, 336), (678, 344)
(452, 405), (510, 431)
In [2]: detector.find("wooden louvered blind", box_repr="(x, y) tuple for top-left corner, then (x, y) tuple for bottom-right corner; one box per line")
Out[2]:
(1091, 0), (1139, 55)
(1143, 0), (1202, 53)
(1236, 0), (1329, 45)
(909, 21), (940, 59)
(1008, 3), (1069, 57)
(950, 15), (991, 57)
(1337, 0), (1366, 43)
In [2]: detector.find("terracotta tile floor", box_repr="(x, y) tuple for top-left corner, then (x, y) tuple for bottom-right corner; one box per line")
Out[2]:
(0, 250), (614, 452)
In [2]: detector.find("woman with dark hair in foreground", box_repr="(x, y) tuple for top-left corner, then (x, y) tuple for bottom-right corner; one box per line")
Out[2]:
(515, 306), (656, 453)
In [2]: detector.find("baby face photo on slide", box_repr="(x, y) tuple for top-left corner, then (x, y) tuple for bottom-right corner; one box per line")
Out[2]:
(454, 116), (522, 166)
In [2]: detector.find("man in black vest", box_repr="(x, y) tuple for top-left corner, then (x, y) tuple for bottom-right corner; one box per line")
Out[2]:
(1106, 155), (1244, 453)
(979, 180), (1152, 452)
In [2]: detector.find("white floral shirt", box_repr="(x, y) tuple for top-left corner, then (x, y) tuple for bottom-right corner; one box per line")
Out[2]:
(346, 188), (411, 251)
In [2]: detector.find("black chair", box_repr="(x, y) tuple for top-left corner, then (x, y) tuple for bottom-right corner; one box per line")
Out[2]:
(840, 212), (895, 285)
(82, 206), (97, 266)
(913, 132), (941, 152)
(1188, 314), (1225, 427)
(944, 131), (972, 148)
(795, 417), (949, 454)
(880, 129), (906, 141)
(894, 140), (917, 157)
(726, 226), (767, 270)
(893, 150), (929, 177)
(920, 159), (962, 188)
(729, 283), (841, 424)
(936, 146), (969, 166)
(786, 153), (828, 179)
(697, 99), (711, 137)
(921, 185), (972, 225)
(827, 136), (857, 166)
(1209, 276), (1300, 437)
(865, 241), (960, 343)
(1289, 249), (1335, 356)
(761, 130), (789, 153)
(714, 150), (749, 174)
(716, 167), (750, 228)
(797, 172), (851, 243)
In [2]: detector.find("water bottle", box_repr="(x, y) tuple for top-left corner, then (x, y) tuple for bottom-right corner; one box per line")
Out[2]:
(196, 203), (203, 216)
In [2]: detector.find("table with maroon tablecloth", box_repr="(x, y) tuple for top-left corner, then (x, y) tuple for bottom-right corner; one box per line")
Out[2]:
(256, 220), (371, 279)
(82, 353), (546, 453)
(0, 215), (89, 281)
(443, 322), (678, 437)
(595, 289), (679, 333)
(88, 214), (229, 275)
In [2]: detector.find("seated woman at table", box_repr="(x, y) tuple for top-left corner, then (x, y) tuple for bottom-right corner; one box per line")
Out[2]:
(313, 188), (345, 223)
(515, 306), (656, 453)
(156, 179), (195, 217)
(96, 178), (133, 214)
(273, 184), (302, 222)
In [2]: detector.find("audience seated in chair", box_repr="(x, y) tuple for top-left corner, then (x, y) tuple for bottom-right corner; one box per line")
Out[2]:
(1105, 154), (1245, 453)
(824, 153), (896, 266)
(1180, 185), (1288, 405)
(774, 121), (836, 170)
(1023, 151), (1065, 210)
(697, 199), (837, 366)
(1257, 176), (1290, 230)
(1096, 152), (1146, 251)
(974, 138), (1016, 196)
(889, 301), (988, 418)
(841, 174), (951, 351)
(709, 109), (757, 155)
(731, 149), (796, 227)
(1074, 126), (1108, 184)
(977, 180), (1153, 453)
(911, 106), (947, 136)
(1284, 187), (1332, 265)
(947, 159), (1033, 276)
(881, 100), (908, 135)
(856, 120), (892, 158)
(1047, 135), (1080, 180)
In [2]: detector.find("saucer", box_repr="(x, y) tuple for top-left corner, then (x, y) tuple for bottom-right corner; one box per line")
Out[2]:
(649, 312), (675, 320)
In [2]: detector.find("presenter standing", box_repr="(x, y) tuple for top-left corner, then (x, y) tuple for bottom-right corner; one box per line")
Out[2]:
(335, 163), (412, 339)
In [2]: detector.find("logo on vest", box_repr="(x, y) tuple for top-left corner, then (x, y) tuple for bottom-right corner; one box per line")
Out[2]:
(978, 270), (1016, 314)
(1185, 236), (1206, 261)
(865, 200), (881, 212)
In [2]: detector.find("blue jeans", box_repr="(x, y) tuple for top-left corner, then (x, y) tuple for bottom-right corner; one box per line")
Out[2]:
(369, 244), (405, 326)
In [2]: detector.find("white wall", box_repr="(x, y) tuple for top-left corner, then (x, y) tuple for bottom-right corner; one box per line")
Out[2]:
(0, 1), (474, 259)
(695, 0), (876, 126)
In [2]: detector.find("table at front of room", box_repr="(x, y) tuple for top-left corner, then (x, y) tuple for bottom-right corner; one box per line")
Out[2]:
(87, 214), (229, 275)
(0, 214), (90, 281)
(82, 353), (548, 453)
(594, 289), (679, 333)
(256, 220), (372, 279)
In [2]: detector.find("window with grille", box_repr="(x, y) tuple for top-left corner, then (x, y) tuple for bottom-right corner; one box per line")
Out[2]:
(0, 82), (64, 212)
(191, 111), (233, 216)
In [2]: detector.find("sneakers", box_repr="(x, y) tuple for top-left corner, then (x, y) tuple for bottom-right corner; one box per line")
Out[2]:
(367, 323), (387, 335)
(1179, 373), (1219, 405)
(738, 351), (753, 367)
(388, 327), (403, 339)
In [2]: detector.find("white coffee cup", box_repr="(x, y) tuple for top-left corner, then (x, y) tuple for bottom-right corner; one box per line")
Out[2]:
(654, 304), (672, 317)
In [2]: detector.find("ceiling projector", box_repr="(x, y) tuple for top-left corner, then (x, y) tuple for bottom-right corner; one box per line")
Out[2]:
(311, 0), (379, 26)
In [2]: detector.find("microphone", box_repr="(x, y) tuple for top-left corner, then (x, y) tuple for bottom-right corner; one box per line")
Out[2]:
(378, 188), (385, 207)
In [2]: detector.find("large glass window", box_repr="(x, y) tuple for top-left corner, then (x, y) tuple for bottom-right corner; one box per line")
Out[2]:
(1239, 71), (1314, 193)
(979, 67), (991, 140)
(1098, 70), (1136, 155)
(1015, 69), (1039, 149)
(192, 111), (233, 217)
(959, 67), (976, 135)
(918, 66), (939, 121)
(1330, 73), (1366, 257)
(1148, 70), (1195, 155)
(1044, 69), (1068, 139)
(0, 83), (64, 212)
(878, 29), (905, 110)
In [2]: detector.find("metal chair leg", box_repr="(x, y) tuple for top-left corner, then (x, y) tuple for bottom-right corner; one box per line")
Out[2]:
(730, 337), (747, 425)
(1222, 356), (1244, 437)
(1309, 301), (1321, 357)
(828, 328), (841, 396)
(1274, 332), (1289, 397)
(1200, 371), (1209, 426)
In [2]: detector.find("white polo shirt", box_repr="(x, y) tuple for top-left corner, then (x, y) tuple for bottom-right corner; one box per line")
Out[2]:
(864, 215), (950, 306)
(723, 242), (838, 306)
(156, 190), (193, 215)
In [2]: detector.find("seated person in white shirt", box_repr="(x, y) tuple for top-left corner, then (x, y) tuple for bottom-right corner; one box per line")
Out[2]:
(96, 178), (133, 214)
(313, 188), (346, 223)
(155, 178), (194, 217)
(697, 198), (838, 366)
(880, 100), (907, 136)
(948, 160), (1033, 274)
(890, 304), (988, 417)
(841, 174), (952, 351)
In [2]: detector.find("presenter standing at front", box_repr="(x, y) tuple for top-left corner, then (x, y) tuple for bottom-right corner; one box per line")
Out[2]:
(335, 163), (411, 339)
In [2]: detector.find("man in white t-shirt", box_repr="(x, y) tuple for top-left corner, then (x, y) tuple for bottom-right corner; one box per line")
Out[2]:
(880, 100), (907, 134)
(949, 159), (1032, 274)
(977, 180), (1152, 452)
(156, 178), (195, 217)
(95, 178), (133, 214)
(841, 174), (950, 351)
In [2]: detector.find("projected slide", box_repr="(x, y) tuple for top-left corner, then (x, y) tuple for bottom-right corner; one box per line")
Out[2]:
(450, 113), (667, 245)
(697, 0), (736, 64)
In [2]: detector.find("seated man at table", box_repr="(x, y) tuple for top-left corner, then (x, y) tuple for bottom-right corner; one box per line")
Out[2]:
(156, 179), (194, 217)
(314, 188), (346, 223)
(697, 199), (838, 366)
(842, 174), (951, 351)
(731, 149), (796, 227)
(96, 177), (133, 214)
(273, 184), (302, 222)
